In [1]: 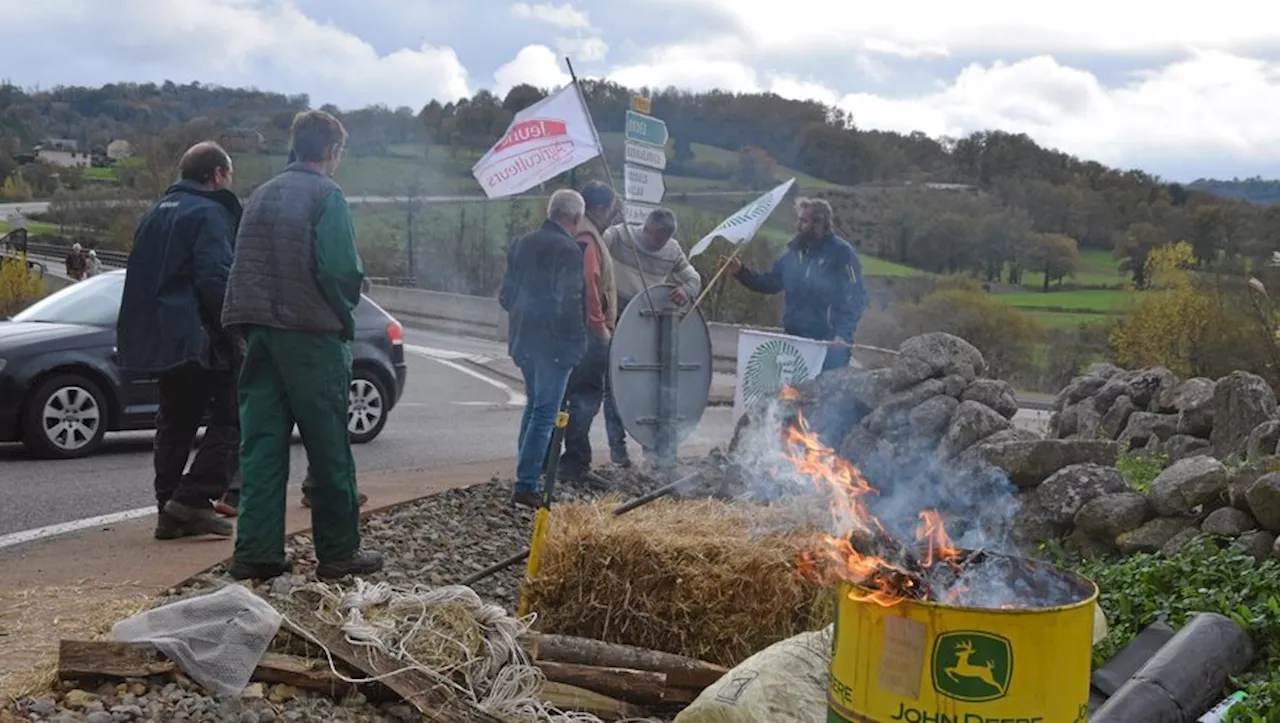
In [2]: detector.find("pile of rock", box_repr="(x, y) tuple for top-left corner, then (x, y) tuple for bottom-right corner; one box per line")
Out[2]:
(1050, 364), (1280, 462)
(1015, 454), (1280, 562)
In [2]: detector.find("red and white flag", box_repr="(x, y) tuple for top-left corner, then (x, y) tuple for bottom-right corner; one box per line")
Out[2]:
(472, 83), (602, 199)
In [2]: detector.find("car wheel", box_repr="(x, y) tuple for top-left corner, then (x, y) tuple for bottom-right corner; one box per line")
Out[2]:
(22, 373), (109, 459)
(348, 369), (389, 444)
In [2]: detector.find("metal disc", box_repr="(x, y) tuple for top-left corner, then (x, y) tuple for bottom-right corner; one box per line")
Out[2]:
(609, 284), (713, 451)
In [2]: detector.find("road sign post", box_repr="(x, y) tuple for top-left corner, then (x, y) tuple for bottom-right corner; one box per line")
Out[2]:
(619, 97), (682, 468)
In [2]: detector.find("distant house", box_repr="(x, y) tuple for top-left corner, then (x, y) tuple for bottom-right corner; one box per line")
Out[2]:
(34, 139), (90, 168)
(218, 128), (266, 153)
(106, 140), (133, 160)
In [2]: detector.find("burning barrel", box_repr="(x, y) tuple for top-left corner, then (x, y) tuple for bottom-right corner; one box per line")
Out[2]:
(826, 551), (1097, 723)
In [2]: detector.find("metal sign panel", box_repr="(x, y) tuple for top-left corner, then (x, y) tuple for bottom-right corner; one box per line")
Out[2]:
(624, 202), (658, 226)
(624, 164), (665, 204)
(625, 140), (667, 171)
(631, 95), (652, 114)
(609, 286), (713, 451)
(624, 110), (669, 147)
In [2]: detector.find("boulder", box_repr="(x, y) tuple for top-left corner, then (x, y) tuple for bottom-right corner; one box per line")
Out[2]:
(840, 426), (886, 466)
(898, 333), (986, 382)
(1201, 507), (1257, 537)
(905, 395), (960, 442)
(1093, 379), (1132, 418)
(1038, 464), (1129, 524)
(1211, 371), (1278, 458)
(1161, 377), (1217, 413)
(1011, 490), (1070, 545)
(1246, 420), (1280, 461)
(940, 374), (968, 398)
(1057, 376), (1108, 411)
(1101, 395), (1139, 440)
(936, 400), (1012, 460)
(1074, 492), (1152, 542)
(863, 379), (947, 434)
(1160, 435), (1212, 463)
(1245, 472), (1280, 531)
(1085, 362), (1126, 381)
(1241, 531), (1276, 565)
(886, 355), (937, 391)
(1160, 527), (1202, 557)
(1117, 517), (1196, 555)
(1052, 404), (1080, 438)
(1229, 458), (1280, 513)
(1127, 367), (1179, 411)
(962, 438), (1121, 488)
(1119, 412), (1179, 448)
(1077, 403), (1104, 440)
(1147, 456), (1229, 516)
(1068, 527), (1114, 558)
(961, 379), (1019, 420)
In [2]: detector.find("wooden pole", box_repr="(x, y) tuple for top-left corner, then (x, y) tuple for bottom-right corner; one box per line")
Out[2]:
(683, 241), (748, 321)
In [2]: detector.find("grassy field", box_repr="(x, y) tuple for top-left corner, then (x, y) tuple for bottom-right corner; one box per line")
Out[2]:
(1019, 247), (1126, 290)
(0, 219), (61, 235)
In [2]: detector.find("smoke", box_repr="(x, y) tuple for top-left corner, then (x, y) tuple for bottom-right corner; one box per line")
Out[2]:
(726, 389), (1089, 610)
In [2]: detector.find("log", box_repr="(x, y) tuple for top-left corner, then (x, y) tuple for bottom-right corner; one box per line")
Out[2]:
(281, 616), (502, 722)
(538, 681), (649, 721)
(535, 661), (667, 705)
(57, 640), (354, 697)
(525, 633), (728, 689)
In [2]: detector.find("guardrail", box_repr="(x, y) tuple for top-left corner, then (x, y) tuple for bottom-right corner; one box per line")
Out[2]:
(25, 241), (128, 269)
(366, 284), (901, 373)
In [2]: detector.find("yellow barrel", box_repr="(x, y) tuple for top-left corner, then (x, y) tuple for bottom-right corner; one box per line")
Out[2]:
(828, 568), (1097, 723)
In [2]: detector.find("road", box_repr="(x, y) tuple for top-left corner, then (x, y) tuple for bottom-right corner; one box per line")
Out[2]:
(0, 328), (736, 549)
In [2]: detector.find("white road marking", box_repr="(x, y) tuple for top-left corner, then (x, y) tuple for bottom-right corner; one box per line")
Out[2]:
(0, 506), (155, 551)
(405, 344), (525, 408)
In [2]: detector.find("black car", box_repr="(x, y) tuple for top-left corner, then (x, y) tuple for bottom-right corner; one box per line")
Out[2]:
(0, 269), (407, 459)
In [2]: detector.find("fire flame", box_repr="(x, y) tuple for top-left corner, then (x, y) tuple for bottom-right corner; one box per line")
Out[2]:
(782, 402), (962, 607)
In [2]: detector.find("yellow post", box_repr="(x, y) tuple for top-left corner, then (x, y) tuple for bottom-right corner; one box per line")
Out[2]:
(517, 409), (569, 618)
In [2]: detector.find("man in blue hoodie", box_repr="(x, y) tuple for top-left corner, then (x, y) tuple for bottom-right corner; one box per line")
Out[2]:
(722, 197), (866, 370)
(117, 141), (242, 540)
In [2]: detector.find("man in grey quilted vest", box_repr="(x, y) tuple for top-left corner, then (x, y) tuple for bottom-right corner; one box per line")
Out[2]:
(221, 109), (382, 581)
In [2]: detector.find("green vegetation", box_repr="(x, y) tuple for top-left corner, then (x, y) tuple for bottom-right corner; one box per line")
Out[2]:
(997, 289), (1129, 313)
(1072, 537), (1280, 722)
(0, 219), (61, 235)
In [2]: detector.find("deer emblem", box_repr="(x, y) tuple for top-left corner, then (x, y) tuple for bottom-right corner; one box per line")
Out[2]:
(943, 640), (1006, 695)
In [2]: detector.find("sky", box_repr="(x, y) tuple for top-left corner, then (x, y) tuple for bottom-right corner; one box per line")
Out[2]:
(4, 0), (1280, 182)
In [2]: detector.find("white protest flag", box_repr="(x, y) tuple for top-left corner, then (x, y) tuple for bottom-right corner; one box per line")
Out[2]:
(471, 83), (602, 199)
(688, 177), (796, 258)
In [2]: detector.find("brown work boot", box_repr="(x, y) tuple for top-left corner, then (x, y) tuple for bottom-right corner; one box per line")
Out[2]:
(511, 489), (540, 509)
(161, 500), (232, 537)
(316, 550), (384, 581)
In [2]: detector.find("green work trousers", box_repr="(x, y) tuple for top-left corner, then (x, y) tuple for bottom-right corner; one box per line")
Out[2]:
(233, 326), (360, 566)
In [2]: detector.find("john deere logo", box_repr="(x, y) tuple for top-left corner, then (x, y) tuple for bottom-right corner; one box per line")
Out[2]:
(931, 632), (1012, 702)
(742, 339), (810, 407)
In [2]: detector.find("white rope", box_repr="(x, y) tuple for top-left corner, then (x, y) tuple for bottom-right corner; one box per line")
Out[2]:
(281, 579), (612, 723)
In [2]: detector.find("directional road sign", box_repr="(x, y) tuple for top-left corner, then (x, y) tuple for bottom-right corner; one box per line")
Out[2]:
(624, 164), (665, 205)
(625, 202), (659, 226)
(625, 110), (669, 148)
(625, 140), (667, 171)
(631, 95), (652, 114)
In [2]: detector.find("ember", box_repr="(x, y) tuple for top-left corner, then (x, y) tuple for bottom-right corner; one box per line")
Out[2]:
(784, 405), (1090, 610)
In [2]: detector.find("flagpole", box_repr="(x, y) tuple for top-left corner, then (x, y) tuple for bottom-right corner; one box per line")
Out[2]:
(683, 241), (747, 320)
(564, 56), (658, 316)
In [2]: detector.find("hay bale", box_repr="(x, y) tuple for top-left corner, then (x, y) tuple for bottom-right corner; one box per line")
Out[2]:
(523, 498), (827, 667)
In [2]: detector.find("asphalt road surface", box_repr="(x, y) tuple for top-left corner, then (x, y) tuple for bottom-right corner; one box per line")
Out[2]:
(0, 329), (736, 545)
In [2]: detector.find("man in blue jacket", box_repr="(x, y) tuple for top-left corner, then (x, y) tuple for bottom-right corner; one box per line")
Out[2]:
(499, 189), (588, 508)
(722, 197), (866, 370)
(117, 141), (241, 540)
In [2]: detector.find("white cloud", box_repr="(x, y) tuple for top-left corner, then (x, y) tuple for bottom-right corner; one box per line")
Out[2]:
(668, 0), (1280, 58)
(3, 0), (470, 110)
(558, 37), (609, 63)
(833, 51), (1280, 175)
(509, 2), (591, 30)
(493, 45), (573, 96)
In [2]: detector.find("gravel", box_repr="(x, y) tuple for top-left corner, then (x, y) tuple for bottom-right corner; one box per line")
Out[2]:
(6, 457), (727, 722)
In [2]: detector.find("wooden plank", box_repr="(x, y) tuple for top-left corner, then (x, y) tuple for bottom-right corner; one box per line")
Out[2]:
(280, 616), (502, 722)
(57, 640), (355, 697)
(534, 661), (667, 705)
(526, 633), (728, 689)
(538, 681), (649, 721)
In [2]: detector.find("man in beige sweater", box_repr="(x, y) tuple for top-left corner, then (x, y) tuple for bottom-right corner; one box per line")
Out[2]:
(599, 208), (701, 467)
